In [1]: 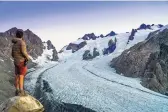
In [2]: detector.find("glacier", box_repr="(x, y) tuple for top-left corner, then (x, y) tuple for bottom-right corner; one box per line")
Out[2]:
(25, 25), (168, 112)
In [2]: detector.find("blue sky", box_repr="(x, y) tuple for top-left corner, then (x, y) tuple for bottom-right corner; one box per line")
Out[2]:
(0, 1), (168, 50)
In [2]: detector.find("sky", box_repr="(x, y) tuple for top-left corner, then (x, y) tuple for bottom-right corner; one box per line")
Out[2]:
(0, 1), (168, 50)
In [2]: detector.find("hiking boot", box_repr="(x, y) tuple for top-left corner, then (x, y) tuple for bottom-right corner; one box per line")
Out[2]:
(15, 89), (20, 96)
(19, 90), (27, 96)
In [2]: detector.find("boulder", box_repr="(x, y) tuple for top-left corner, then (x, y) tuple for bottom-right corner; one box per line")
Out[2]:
(0, 95), (44, 112)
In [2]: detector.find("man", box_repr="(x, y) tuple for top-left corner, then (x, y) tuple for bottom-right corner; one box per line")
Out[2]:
(12, 30), (30, 96)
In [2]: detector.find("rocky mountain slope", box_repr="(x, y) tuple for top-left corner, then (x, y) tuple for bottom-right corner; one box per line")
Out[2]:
(0, 27), (58, 104)
(111, 25), (168, 95)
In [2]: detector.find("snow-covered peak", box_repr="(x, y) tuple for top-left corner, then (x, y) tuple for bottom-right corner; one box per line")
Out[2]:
(59, 25), (162, 61)
(137, 23), (163, 30)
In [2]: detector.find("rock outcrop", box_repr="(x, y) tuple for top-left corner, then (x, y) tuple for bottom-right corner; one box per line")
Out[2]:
(103, 39), (116, 55)
(137, 24), (164, 30)
(137, 23), (151, 30)
(66, 41), (87, 53)
(47, 40), (55, 50)
(83, 50), (93, 60)
(82, 33), (97, 40)
(99, 34), (104, 38)
(52, 49), (59, 61)
(111, 28), (168, 95)
(105, 31), (116, 37)
(83, 48), (100, 60)
(46, 40), (59, 61)
(128, 29), (137, 41)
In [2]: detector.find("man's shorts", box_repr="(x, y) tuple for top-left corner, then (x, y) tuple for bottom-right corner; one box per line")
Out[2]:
(15, 61), (27, 76)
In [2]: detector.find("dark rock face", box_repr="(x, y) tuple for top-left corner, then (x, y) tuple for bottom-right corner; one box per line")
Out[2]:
(83, 48), (100, 60)
(83, 50), (92, 60)
(1, 27), (44, 59)
(100, 34), (104, 38)
(158, 24), (164, 28)
(47, 40), (55, 50)
(137, 24), (163, 30)
(128, 29), (137, 41)
(82, 33), (97, 40)
(111, 29), (168, 94)
(103, 39), (116, 55)
(137, 24), (151, 30)
(93, 48), (100, 58)
(52, 49), (59, 61)
(2, 27), (18, 37)
(66, 41), (87, 53)
(46, 40), (59, 61)
(24, 29), (44, 59)
(105, 31), (116, 37)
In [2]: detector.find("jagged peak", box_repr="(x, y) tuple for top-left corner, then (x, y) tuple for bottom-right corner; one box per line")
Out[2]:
(105, 31), (116, 37)
(46, 40), (56, 50)
(82, 33), (97, 40)
(25, 29), (31, 32)
(5, 27), (18, 32)
(25, 29), (34, 34)
(137, 23), (164, 30)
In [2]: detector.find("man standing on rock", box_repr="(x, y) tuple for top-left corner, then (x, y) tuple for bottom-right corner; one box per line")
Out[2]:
(12, 30), (30, 96)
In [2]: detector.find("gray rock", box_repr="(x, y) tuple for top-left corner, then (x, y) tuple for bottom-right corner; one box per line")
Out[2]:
(105, 31), (116, 37)
(46, 40), (59, 61)
(129, 29), (137, 41)
(66, 41), (87, 53)
(52, 49), (59, 61)
(111, 29), (168, 95)
(47, 40), (55, 50)
(83, 50), (93, 60)
(82, 33), (97, 40)
(93, 48), (100, 58)
(83, 48), (100, 60)
(100, 34), (104, 38)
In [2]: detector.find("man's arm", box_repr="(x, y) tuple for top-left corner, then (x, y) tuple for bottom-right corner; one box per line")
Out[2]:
(21, 41), (30, 61)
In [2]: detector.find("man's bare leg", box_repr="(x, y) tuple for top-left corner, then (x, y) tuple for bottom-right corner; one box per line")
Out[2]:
(19, 75), (26, 96)
(15, 75), (20, 96)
